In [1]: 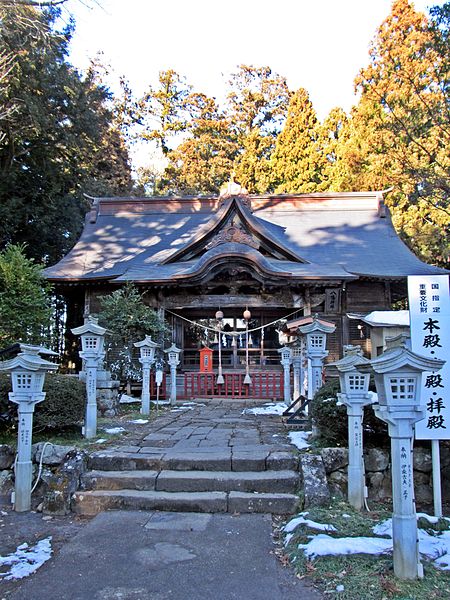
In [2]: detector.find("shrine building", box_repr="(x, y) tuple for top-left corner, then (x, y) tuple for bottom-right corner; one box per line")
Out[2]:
(45, 188), (447, 395)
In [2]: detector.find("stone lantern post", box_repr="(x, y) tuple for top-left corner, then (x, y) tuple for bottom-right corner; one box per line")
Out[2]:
(164, 343), (182, 405)
(332, 345), (372, 511)
(215, 309), (225, 385)
(71, 316), (107, 439)
(278, 345), (292, 404)
(298, 314), (336, 399)
(0, 345), (58, 512)
(367, 334), (445, 579)
(134, 335), (159, 415)
(291, 338), (304, 402)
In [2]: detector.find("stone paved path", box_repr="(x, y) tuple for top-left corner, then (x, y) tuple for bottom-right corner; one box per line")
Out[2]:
(7, 402), (324, 600)
(74, 401), (302, 515)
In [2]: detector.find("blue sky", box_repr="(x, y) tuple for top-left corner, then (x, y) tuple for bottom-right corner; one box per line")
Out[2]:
(64, 0), (441, 120)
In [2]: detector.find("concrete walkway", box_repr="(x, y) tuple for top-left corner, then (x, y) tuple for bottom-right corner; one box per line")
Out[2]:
(9, 510), (322, 600)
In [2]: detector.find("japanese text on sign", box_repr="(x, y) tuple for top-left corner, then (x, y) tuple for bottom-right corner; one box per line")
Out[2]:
(408, 276), (450, 440)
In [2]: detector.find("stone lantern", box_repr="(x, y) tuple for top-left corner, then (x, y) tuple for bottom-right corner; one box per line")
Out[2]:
(164, 343), (182, 405)
(278, 345), (292, 404)
(332, 345), (372, 511)
(298, 314), (336, 399)
(134, 335), (159, 415)
(367, 334), (445, 579)
(0, 344), (58, 512)
(71, 316), (107, 439)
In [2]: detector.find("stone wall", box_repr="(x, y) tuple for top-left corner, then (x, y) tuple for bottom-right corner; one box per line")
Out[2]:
(321, 444), (450, 506)
(79, 369), (120, 417)
(0, 442), (88, 515)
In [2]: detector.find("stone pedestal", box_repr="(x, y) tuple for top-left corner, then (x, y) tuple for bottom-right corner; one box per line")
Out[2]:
(375, 406), (425, 579)
(15, 406), (35, 512)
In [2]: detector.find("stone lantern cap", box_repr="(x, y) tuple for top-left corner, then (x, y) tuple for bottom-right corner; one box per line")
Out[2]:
(331, 345), (371, 372)
(0, 344), (58, 373)
(164, 343), (182, 355)
(71, 315), (107, 337)
(134, 335), (159, 350)
(297, 313), (336, 335)
(366, 334), (445, 375)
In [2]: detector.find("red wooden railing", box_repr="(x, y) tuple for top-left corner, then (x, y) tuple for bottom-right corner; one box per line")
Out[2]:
(183, 372), (284, 400)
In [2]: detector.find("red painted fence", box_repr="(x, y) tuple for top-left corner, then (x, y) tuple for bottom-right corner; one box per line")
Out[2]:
(183, 372), (284, 400)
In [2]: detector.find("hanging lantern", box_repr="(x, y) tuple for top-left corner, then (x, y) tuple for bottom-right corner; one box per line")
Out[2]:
(215, 309), (224, 321)
(243, 308), (251, 321)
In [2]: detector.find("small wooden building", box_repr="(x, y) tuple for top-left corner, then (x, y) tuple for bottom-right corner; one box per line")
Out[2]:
(45, 188), (446, 388)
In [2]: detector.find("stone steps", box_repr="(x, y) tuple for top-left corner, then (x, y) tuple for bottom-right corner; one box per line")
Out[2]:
(73, 411), (302, 517)
(82, 469), (299, 494)
(72, 489), (300, 517)
(87, 449), (298, 473)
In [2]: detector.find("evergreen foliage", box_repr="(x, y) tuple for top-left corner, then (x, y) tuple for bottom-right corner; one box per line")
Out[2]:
(227, 65), (290, 193)
(98, 283), (167, 385)
(161, 93), (238, 195)
(0, 244), (52, 349)
(270, 88), (321, 193)
(0, 372), (85, 433)
(0, 5), (132, 264)
(349, 0), (450, 265)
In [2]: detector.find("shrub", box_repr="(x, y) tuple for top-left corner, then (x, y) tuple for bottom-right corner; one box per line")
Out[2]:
(0, 373), (85, 433)
(310, 377), (388, 447)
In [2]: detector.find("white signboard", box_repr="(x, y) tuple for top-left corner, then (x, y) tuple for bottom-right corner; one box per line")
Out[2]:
(408, 275), (450, 440)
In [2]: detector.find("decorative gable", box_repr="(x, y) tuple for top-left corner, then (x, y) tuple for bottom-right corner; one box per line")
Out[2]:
(206, 222), (259, 251)
(164, 195), (306, 264)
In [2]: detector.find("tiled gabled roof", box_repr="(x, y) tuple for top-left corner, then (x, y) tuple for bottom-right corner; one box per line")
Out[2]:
(44, 192), (447, 283)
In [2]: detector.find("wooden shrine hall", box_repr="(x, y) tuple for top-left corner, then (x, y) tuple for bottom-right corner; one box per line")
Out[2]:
(45, 187), (446, 398)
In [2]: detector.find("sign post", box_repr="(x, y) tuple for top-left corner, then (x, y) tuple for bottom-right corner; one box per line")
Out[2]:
(408, 275), (450, 517)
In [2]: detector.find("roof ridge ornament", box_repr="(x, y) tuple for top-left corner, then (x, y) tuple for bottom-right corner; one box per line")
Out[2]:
(206, 222), (259, 250)
(219, 175), (249, 203)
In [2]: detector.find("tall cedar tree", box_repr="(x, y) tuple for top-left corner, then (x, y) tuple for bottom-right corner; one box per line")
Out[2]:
(226, 65), (290, 193)
(315, 107), (352, 191)
(347, 0), (450, 265)
(161, 93), (238, 195)
(270, 88), (321, 193)
(138, 70), (191, 157)
(0, 5), (132, 264)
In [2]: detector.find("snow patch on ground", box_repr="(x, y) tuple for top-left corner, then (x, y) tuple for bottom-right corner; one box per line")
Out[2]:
(298, 534), (392, 558)
(242, 402), (288, 416)
(128, 419), (149, 424)
(0, 537), (52, 580)
(288, 431), (311, 450)
(286, 512), (450, 570)
(119, 394), (139, 404)
(103, 427), (126, 435)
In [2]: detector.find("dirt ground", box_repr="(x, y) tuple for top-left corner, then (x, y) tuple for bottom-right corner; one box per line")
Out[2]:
(0, 495), (92, 598)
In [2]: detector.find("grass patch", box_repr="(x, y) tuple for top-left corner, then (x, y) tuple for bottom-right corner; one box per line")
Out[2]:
(276, 500), (450, 600)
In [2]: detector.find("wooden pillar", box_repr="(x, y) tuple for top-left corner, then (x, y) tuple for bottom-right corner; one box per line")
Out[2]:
(304, 288), (312, 316)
